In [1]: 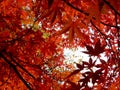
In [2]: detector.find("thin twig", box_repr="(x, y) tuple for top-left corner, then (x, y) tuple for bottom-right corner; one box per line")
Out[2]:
(90, 20), (107, 38)
(101, 21), (120, 28)
(63, 0), (120, 28)
(90, 20), (115, 54)
(103, 0), (120, 16)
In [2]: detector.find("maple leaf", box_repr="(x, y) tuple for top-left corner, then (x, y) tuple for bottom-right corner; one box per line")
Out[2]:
(66, 69), (80, 79)
(68, 27), (74, 42)
(66, 80), (80, 90)
(57, 21), (72, 35)
(79, 75), (90, 87)
(0, 0), (119, 89)
(82, 45), (95, 55)
(76, 63), (84, 70)
(83, 40), (105, 56)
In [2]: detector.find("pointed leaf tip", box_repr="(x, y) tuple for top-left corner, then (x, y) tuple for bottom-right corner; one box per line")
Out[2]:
(66, 69), (80, 79)
(76, 63), (84, 70)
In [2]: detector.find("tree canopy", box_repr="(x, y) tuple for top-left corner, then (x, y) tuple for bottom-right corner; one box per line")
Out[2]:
(0, 0), (120, 90)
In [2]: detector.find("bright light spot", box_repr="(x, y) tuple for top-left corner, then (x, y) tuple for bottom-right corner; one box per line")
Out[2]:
(88, 79), (93, 87)
(63, 47), (89, 65)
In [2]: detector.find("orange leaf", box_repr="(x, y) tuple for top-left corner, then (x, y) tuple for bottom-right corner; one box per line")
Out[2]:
(66, 69), (80, 79)
(68, 27), (74, 42)
(74, 28), (84, 41)
(57, 22), (72, 35)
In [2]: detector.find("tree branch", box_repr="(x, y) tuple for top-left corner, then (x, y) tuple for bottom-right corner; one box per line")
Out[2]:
(62, 0), (89, 16)
(63, 0), (120, 29)
(90, 20), (115, 54)
(103, 0), (120, 16)
(101, 21), (120, 28)
(0, 53), (33, 90)
(7, 52), (35, 79)
(90, 20), (107, 38)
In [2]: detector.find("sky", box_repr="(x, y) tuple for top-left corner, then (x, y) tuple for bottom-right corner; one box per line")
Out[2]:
(63, 47), (89, 65)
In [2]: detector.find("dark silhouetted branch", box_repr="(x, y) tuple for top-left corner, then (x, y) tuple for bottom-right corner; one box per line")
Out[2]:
(0, 53), (33, 90)
(103, 0), (120, 16)
(101, 21), (120, 28)
(63, 0), (120, 28)
(9, 53), (35, 79)
(63, 0), (89, 16)
(90, 20), (115, 54)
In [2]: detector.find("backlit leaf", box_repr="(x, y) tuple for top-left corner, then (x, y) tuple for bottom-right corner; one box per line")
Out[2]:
(68, 27), (74, 42)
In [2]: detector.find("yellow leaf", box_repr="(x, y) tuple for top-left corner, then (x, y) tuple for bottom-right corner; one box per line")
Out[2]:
(42, 32), (50, 39)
